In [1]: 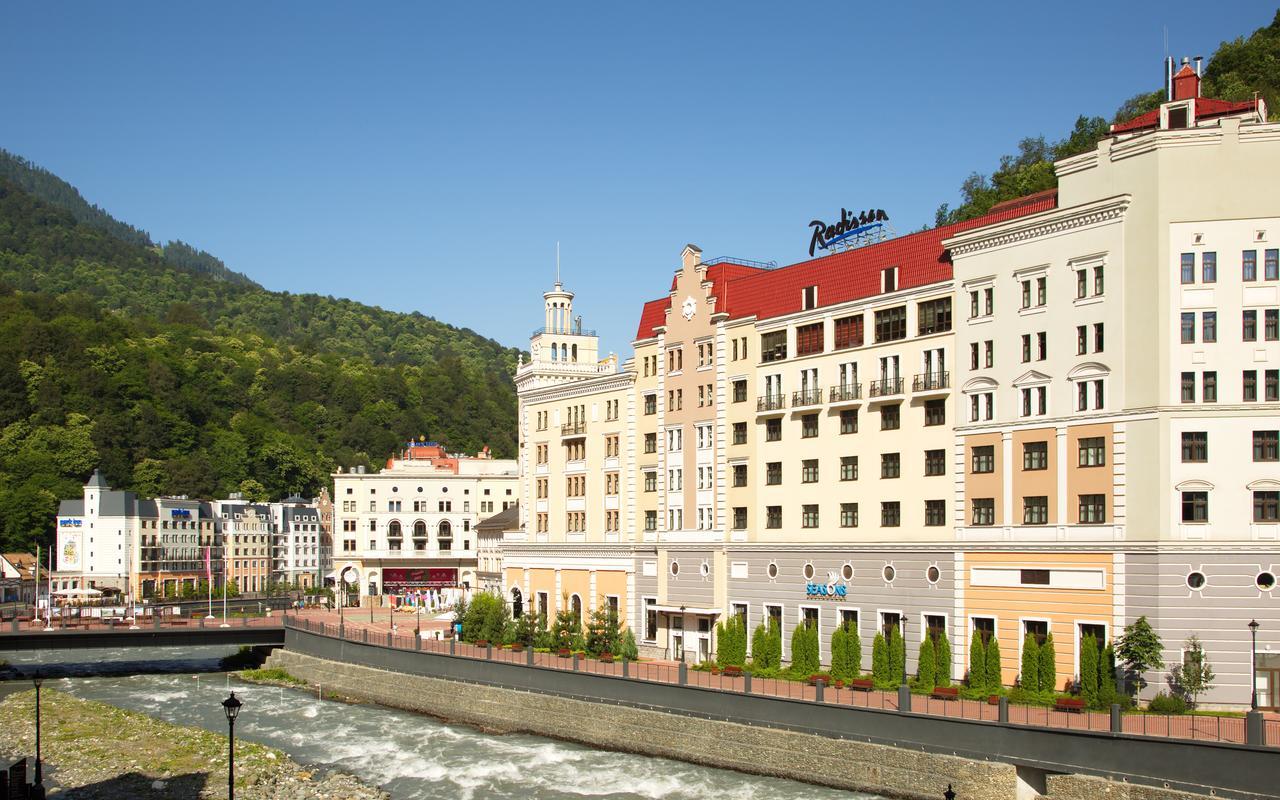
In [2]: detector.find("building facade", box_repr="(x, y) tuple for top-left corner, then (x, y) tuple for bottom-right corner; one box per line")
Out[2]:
(507, 64), (1280, 708)
(331, 442), (517, 604)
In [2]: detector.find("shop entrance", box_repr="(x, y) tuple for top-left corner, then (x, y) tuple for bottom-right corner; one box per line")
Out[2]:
(1258, 653), (1280, 710)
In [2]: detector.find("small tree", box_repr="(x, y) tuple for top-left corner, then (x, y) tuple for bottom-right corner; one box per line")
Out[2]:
(1020, 634), (1041, 692)
(550, 607), (580, 651)
(984, 636), (1003, 691)
(1038, 632), (1057, 693)
(1170, 634), (1215, 708)
(751, 620), (781, 670)
(716, 615), (747, 667)
(934, 632), (952, 688)
(512, 610), (538, 647)
(846, 622), (862, 677)
(830, 626), (850, 682)
(889, 627), (906, 685)
(916, 636), (936, 690)
(969, 634), (988, 690)
(872, 632), (890, 687)
(1080, 634), (1100, 705)
(789, 621), (820, 677)
(585, 604), (620, 656)
(617, 628), (639, 661)
(1116, 616), (1164, 695)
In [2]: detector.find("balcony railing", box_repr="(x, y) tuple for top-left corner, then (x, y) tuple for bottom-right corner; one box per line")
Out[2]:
(829, 384), (862, 403)
(912, 371), (951, 391)
(792, 388), (823, 407)
(561, 422), (587, 436)
(869, 378), (904, 398)
(757, 394), (786, 412)
(532, 325), (598, 338)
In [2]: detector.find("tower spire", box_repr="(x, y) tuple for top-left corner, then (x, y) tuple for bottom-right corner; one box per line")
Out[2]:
(556, 241), (561, 287)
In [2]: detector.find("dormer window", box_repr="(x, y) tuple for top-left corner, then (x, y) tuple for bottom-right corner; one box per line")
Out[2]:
(802, 285), (818, 310)
(1167, 105), (1189, 129)
(882, 267), (898, 293)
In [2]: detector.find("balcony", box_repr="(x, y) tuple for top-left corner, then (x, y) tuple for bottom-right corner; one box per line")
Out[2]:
(829, 384), (863, 406)
(532, 325), (598, 338)
(791, 388), (823, 409)
(561, 422), (587, 437)
(756, 394), (786, 415)
(869, 378), (904, 399)
(912, 371), (951, 396)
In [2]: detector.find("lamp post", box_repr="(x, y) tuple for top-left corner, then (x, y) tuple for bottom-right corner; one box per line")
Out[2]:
(900, 617), (908, 685)
(33, 675), (44, 789)
(221, 692), (242, 800)
(1248, 619), (1260, 711)
(416, 601), (422, 640)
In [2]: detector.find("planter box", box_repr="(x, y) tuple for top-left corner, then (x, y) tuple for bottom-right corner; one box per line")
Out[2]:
(599, 654), (614, 663)
(988, 694), (1001, 705)
(806, 673), (832, 686)
(556, 649), (572, 658)
(722, 666), (743, 677)
(510, 644), (525, 652)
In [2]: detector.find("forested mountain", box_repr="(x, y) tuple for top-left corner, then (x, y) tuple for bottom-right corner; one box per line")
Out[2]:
(0, 149), (259, 287)
(0, 178), (521, 554)
(935, 9), (1280, 225)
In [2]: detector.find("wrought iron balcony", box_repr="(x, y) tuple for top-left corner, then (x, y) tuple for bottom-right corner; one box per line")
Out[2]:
(560, 422), (587, 436)
(829, 384), (862, 403)
(792, 388), (823, 408)
(756, 394), (786, 412)
(869, 378), (904, 398)
(912, 371), (951, 392)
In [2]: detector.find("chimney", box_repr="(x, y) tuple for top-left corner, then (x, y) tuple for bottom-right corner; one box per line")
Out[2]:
(1172, 57), (1200, 102)
(1166, 56), (1174, 101)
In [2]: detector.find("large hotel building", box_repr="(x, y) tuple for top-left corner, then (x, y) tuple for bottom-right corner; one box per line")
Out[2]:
(506, 64), (1280, 708)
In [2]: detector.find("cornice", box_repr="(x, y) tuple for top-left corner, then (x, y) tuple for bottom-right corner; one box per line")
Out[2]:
(945, 195), (1131, 257)
(520, 371), (636, 404)
(501, 540), (1280, 556)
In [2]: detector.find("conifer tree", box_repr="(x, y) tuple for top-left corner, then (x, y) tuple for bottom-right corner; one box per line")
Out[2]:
(969, 634), (988, 691)
(1021, 634), (1041, 692)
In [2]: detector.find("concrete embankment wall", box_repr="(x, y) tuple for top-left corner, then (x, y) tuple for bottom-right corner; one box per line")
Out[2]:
(266, 649), (1214, 800)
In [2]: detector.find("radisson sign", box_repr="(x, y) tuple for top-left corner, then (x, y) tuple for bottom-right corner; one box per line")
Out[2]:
(808, 208), (889, 257)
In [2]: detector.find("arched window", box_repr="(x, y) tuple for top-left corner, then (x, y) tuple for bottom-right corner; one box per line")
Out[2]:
(413, 520), (427, 551)
(570, 593), (582, 625)
(388, 520), (402, 538)
(551, 343), (558, 361)
(511, 587), (523, 619)
(571, 344), (578, 362)
(438, 520), (453, 551)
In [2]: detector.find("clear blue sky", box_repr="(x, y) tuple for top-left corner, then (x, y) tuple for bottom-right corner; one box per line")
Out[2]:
(2, 2), (1272, 356)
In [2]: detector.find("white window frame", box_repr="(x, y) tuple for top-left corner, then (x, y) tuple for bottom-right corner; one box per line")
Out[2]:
(730, 601), (750, 654)
(799, 604), (822, 661)
(642, 595), (658, 643)
(1072, 619), (1110, 680)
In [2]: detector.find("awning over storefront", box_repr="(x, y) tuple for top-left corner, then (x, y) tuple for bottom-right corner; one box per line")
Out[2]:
(651, 604), (721, 616)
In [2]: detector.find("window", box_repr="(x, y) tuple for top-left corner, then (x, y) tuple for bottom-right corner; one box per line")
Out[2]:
(874, 306), (907, 343)
(882, 266), (898, 293)
(881, 453), (900, 479)
(1201, 251), (1216, 283)
(970, 392), (993, 422)
(1037, 331), (1046, 361)
(732, 380), (747, 403)
(925, 500), (946, 526)
(1023, 619), (1049, 644)
(1077, 325), (1087, 355)
(801, 459), (819, 483)
(733, 507), (747, 530)
(1244, 310), (1258, 342)
(802, 285), (818, 310)
(881, 404), (900, 431)
(732, 422), (746, 445)
(644, 432), (657, 454)
(1094, 323), (1104, 353)
(1037, 276), (1047, 305)
(984, 287), (994, 315)
(766, 462), (782, 486)
(840, 456), (858, 481)
(1023, 496), (1048, 525)
(1267, 309), (1279, 341)
(1180, 372), (1195, 403)
(644, 395), (656, 415)
(970, 289), (980, 318)
(644, 598), (657, 641)
(918, 298), (952, 335)
(644, 471), (657, 492)
(1181, 491), (1208, 523)
(924, 449), (946, 476)
(1244, 370), (1258, 401)
(1202, 371), (1217, 403)
(1181, 432), (1208, 462)
(973, 617), (996, 644)
(834, 315), (864, 349)
(761, 330), (787, 362)
(766, 506), (782, 529)
(765, 418), (782, 442)
(801, 413), (819, 438)
(1269, 370), (1280, 402)
(1180, 252), (1195, 284)
(1078, 437), (1106, 467)
(644, 511), (657, 531)
(972, 498), (994, 526)
(881, 502), (901, 527)
(731, 463), (748, 488)
(1021, 279), (1032, 309)
(1244, 250), (1258, 281)
(924, 399), (946, 426)
(840, 502), (858, 528)
(1021, 334), (1031, 363)
(971, 446), (994, 474)
(1020, 386), (1047, 417)
(801, 504), (819, 528)
(840, 409), (858, 434)
(1094, 265), (1105, 295)
(795, 322), (824, 356)
(1180, 312), (1195, 343)
(1202, 311), (1217, 343)
(1255, 491), (1280, 523)
(1023, 441), (1047, 471)
(1077, 269), (1088, 299)
(1078, 494), (1106, 523)
(1254, 430), (1279, 462)
(1267, 249), (1279, 280)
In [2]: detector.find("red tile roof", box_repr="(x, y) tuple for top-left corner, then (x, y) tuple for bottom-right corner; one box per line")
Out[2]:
(1110, 96), (1260, 134)
(633, 191), (1058, 340)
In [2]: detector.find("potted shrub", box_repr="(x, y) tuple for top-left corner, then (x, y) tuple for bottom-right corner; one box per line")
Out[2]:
(806, 672), (832, 686)
(475, 639), (490, 647)
(510, 642), (525, 652)
(556, 647), (572, 658)
(723, 665), (743, 678)
(834, 679), (845, 690)
(599, 652), (614, 663)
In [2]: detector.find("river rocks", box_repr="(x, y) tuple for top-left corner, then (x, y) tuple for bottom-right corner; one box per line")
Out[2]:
(0, 689), (387, 800)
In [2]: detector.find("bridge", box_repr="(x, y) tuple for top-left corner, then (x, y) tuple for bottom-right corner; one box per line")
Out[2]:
(0, 617), (284, 651)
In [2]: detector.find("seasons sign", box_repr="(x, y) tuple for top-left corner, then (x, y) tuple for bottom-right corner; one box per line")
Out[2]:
(808, 208), (889, 257)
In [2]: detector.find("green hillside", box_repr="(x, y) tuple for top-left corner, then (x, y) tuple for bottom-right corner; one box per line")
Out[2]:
(0, 178), (520, 554)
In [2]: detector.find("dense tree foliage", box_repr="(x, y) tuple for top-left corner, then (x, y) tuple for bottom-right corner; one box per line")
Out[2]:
(935, 11), (1279, 225)
(0, 178), (520, 555)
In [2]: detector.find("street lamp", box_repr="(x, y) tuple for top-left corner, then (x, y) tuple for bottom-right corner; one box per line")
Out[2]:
(1249, 619), (1260, 711)
(221, 692), (242, 800)
(900, 617), (908, 685)
(32, 675), (44, 789)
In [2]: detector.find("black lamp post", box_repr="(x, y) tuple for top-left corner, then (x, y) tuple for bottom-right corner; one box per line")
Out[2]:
(33, 675), (44, 788)
(1248, 619), (1260, 711)
(416, 601), (422, 640)
(221, 692), (242, 800)
(944, 784), (956, 800)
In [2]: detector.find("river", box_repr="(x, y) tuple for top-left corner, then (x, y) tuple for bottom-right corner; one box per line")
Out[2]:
(1, 646), (880, 799)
